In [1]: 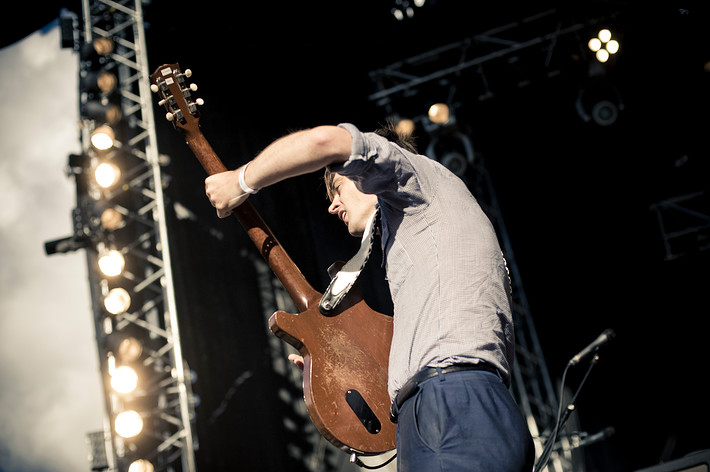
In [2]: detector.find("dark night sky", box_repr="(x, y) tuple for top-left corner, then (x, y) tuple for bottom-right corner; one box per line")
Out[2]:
(5, 1), (710, 471)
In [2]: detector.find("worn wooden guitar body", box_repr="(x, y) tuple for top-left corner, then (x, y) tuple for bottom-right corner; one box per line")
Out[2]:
(150, 63), (395, 454)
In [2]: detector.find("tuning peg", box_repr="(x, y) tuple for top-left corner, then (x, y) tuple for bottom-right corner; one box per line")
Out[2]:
(166, 112), (174, 121)
(189, 83), (198, 91)
(184, 69), (192, 78)
(150, 84), (159, 93)
(196, 98), (204, 106)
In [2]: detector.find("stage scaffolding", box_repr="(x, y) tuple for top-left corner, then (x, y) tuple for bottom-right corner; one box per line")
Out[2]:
(64, 0), (197, 470)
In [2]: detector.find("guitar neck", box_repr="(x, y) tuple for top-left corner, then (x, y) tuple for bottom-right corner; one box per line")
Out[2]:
(185, 130), (321, 312)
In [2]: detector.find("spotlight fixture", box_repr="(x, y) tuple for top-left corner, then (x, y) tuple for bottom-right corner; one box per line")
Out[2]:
(81, 69), (118, 94)
(115, 410), (143, 438)
(588, 28), (619, 63)
(83, 101), (122, 125)
(394, 118), (415, 137)
(44, 235), (90, 255)
(116, 336), (143, 363)
(425, 131), (474, 177)
(81, 37), (115, 62)
(98, 249), (125, 277)
(100, 207), (125, 231)
(391, 0), (426, 21)
(128, 459), (155, 472)
(111, 365), (138, 394)
(104, 287), (131, 315)
(428, 103), (451, 125)
(575, 82), (624, 126)
(94, 162), (121, 188)
(91, 125), (116, 151)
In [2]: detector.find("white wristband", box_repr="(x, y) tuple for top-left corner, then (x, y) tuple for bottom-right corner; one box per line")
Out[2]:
(238, 162), (259, 194)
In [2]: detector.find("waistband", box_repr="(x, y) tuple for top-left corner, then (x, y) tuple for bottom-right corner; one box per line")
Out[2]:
(390, 362), (499, 423)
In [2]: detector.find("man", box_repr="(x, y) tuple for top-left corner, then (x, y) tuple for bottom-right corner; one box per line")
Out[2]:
(205, 123), (534, 471)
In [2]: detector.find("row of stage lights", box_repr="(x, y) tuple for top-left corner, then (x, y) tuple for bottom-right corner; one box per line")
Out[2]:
(389, 25), (622, 146)
(53, 7), (199, 470)
(76, 36), (164, 472)
(389, 102), (478, 178)
(46, 19), (160, 468)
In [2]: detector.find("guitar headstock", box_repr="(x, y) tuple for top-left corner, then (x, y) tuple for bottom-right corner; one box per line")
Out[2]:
(150, 63), (203, 134)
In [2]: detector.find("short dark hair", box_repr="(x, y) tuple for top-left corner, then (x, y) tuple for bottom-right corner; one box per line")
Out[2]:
(374, 121), (418, 154)
(324, 122), (416, 200)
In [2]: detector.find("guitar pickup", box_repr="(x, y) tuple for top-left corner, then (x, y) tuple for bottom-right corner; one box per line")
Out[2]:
(345, 389), (382, 435)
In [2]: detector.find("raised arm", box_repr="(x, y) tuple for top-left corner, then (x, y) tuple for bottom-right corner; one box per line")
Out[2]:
(205, 125), (352, 218)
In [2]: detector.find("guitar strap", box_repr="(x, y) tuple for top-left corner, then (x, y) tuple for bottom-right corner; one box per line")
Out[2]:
(318, 207), (379, 314)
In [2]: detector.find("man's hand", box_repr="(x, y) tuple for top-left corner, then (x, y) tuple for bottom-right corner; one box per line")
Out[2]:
(205, 169), (249, 218)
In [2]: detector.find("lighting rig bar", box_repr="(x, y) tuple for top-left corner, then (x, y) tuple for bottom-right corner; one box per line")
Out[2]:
(369, 9), (597, 107)
(651, 191), (710, 260)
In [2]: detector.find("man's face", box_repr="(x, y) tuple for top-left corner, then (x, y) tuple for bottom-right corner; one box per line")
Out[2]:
(327, 173), (378, 237)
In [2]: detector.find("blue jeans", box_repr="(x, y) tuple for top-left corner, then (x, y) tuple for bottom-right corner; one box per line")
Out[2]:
(394, 369), (534, 472)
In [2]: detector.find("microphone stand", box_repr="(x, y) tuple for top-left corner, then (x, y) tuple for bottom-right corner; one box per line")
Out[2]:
(533, 354), (601, 472)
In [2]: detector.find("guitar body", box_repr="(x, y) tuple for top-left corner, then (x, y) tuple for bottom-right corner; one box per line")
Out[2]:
(150, 63), (395, 454)
(270, 289), (394, 453)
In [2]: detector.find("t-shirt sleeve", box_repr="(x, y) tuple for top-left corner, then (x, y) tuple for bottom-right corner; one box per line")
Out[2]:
(332, 123), (432, 211)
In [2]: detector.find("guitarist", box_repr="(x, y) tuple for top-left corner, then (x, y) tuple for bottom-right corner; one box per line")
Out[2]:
(205, 123), (534, 472)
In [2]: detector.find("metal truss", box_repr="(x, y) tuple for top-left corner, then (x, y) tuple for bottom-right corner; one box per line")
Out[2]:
(467, 156), (576, 472)
(651, 191), (710, 261)
(369, 9), (597, 109)
(76, 0), (197, 470)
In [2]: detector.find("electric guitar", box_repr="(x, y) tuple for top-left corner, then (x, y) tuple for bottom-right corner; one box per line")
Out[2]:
(149, 63), (395, 454)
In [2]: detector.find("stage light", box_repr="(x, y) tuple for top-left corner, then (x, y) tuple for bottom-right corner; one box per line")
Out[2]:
(591, 100), (618, 126)
(81, 37), (114, 61)
(425, 131), (474, 177)
(128, 460), (155, 472)
(395, 118), (415, 137)
(588, 28), (619, 63)
(91, 125), (115, 151)
(91, 37), (114, 56)
(81, 70), (118, 94)
(115, 410), (143, 438)
(575, 81), (624, 126)
(104, 288), (131, 315)
(111, 365), (138, 393)
(428, 103), (450, 124)
(117, 337), (143, 362)
(44, 235), (90, 255)
(98, 249), (125, 277)
(588, 38), (601, 52)
(391, 0), (426, 21)
(100, 207), (124, 231)
(95, 162), (121, 188)
(606, 39), (619, 54)
(83, 101), (122, 125)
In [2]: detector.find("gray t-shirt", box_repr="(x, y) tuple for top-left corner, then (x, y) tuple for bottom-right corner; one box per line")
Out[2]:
(333, 123), (515, 400)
